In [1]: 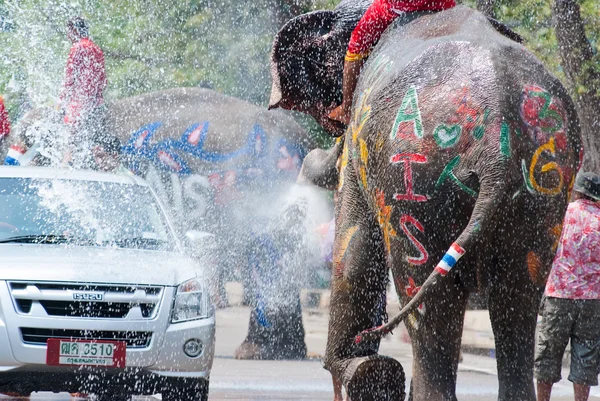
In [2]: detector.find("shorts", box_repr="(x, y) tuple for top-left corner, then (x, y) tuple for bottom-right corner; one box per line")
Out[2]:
(534, 296), (600, 386)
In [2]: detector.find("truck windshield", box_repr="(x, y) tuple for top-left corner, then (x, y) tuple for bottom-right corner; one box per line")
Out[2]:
(0, 177), (176, 251)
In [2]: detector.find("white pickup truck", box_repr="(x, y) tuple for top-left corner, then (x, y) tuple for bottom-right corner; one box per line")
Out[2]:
(0, 167), (215, 401)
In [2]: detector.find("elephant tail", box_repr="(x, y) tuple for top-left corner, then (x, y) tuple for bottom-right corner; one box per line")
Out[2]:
(356, 174), (506, 344)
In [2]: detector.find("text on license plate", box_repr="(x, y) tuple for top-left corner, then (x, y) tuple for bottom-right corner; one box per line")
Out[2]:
(46, 339), (126, 367)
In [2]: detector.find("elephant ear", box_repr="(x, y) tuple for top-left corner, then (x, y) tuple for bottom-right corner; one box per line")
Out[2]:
(269, 10), (338, 110)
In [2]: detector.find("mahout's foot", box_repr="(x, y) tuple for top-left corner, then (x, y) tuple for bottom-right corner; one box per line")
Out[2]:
(328, 105), (351, 125)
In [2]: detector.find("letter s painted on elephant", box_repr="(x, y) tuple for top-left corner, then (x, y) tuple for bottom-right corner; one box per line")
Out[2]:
(400, 215), (428, 265)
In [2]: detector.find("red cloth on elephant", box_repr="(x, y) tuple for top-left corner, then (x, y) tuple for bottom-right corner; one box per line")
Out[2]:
(545, 199), (600, 299)
(61, 38), (106, 124)
(0, 96), (9, 139)
(346, 0), (456, 61)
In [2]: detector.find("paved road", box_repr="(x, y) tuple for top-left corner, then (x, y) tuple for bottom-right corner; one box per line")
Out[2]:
(2, 306), (598, 400)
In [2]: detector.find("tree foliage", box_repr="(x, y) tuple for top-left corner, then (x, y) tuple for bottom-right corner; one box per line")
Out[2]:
(0, 0), (599, 148)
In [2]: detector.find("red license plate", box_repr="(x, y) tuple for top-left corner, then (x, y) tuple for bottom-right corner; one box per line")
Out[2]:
(46, 339), (126, 368)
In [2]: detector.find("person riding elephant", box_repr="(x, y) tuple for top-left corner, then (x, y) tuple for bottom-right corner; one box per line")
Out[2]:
(269, 3), (582, 401)
(329, 0), (456, 124)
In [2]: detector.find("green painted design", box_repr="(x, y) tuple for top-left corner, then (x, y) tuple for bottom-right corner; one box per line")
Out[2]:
(521, 159), (535, 194)
(436, 156), (478, 197)
(500, 122), (511, 157)
(530, 90), (563, 133)
(390, 85), (423, 139)
(433, 124), (462, 148)
(473, 125), (485, 140)
(515, 126), (523, 138)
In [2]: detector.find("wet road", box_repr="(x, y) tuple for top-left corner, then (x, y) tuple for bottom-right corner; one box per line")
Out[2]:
(2, 306), (598, 400)
(5, 356), (596, 400)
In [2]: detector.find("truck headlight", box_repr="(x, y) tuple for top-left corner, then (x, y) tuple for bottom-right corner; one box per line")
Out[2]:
(171, 278), (209, 323)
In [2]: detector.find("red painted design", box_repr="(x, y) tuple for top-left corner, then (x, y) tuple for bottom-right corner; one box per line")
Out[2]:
(405, 277), (421, 297)
(391, 153), (428, 202)
(400, 214), (429, 265)
(450, 88), (489, 136)
(521, 85), (566, 136)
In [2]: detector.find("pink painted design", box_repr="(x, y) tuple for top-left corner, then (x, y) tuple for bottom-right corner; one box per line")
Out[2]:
(157, 151), (182, 172)
(134, 130), (149, 149)
(399, 214), (428, 265)
(187, 123), (207, 146)
(391, 153), (428, 202)
(545, 199), (600, 299)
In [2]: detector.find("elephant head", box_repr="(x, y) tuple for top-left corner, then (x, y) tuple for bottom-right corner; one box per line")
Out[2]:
(269, 1), (370, 136)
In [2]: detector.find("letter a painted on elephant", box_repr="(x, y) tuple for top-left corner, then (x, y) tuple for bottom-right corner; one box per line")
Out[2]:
(390, 153), (428, 202)
(390, 86), (423, 140)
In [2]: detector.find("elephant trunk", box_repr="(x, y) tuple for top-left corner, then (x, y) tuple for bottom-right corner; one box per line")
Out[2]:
(356, 175), (506, 344)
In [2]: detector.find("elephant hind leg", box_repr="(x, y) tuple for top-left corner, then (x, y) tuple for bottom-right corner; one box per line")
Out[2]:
(489, 254), (540, 401)
(346, 355), (406, 401)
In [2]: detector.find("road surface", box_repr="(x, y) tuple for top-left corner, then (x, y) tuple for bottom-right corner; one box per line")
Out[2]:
(1, 305), (597, 400)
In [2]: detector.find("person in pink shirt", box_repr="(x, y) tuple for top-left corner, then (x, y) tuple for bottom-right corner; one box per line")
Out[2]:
(535, 171), (600, 401)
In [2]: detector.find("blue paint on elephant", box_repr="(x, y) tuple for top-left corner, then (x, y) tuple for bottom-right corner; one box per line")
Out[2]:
(122, 121), (268, 176)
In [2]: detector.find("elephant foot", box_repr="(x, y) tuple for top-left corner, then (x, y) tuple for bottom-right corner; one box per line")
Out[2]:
(234, 341), (262, 360)
(346, 356), (405, 401)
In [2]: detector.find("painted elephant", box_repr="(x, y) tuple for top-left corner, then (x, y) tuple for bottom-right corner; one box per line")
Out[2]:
(3, 87), (331, 360)
(269, 4), (582, 401)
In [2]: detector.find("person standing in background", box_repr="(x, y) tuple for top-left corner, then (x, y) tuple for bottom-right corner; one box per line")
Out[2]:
(0, 95), (10, 141)
(535, 172), (600, 401)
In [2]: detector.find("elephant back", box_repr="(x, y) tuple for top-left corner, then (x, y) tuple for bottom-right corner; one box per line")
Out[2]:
(105, 87), (312, 178)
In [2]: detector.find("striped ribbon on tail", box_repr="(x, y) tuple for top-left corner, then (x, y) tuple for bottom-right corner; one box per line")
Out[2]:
(4, 145), (25, 166)
(434, 243), (466, 276)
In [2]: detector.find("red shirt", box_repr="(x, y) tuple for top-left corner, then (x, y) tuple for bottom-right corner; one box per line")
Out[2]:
(61, 38), (106, 122)
(347, 0), (456, 58)
(0, 96), (9, 139)
(545, 199), (600, 299)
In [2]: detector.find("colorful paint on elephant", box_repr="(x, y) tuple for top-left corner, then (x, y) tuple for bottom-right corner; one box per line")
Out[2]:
(522, 137), (565, 196)
(450, 87), (491, 141)
(390, 86), (423, 140)
(390, 153), (428, 202)
(404, 277), (421, 297)
(333, 225), (359, 277)
(351, 88), (373, 146)
(123, 122), (268, 175)
(358, 139), (369, 189)
(123, 121), (304, 204)
(338, 139), (350, 191)
(399, 215), (428, 265)
(518, 85), (575, 196)
(521, 85), (567, 138)
(436, 156), (478, 197)
(374, 189), (397, 254)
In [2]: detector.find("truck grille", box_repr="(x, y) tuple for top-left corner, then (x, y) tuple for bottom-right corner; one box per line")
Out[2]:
(20, 328), (152, 348)
(8, 282), (163, 320)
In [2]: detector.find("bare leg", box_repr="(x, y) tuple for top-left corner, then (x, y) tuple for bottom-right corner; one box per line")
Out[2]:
(333, 374), (344, 401)
(328, 59), (366, 125)
(573, 383), (590, 401)
(536, 381), (552, 401)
